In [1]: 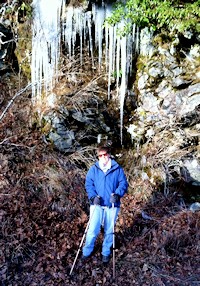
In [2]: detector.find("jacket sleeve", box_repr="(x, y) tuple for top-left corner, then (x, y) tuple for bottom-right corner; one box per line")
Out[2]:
(115, 167), (128, 198)
(85, 166), (97, 199)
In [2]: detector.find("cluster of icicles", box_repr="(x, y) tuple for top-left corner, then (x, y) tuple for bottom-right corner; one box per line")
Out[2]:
(31, 0), (140, 143)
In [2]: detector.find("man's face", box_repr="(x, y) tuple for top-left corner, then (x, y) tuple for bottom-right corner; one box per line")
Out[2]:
(98, 150), (110, 165)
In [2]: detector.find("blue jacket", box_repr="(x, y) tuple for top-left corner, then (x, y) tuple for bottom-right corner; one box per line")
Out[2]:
(85, 159), (128, 208)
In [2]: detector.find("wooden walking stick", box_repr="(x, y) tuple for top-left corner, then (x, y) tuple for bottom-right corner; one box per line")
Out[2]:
(69, 205), (96, 275)
(112, 202), (116, 280)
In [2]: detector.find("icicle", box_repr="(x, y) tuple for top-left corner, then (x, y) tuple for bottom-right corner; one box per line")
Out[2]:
(105, 23), (109, 73)
(119, 35), (127, 145)
(92, 3), (96, 23)
(31, 0), (64, 104)
(105, 6), (112, 73)
(93, 5), (105, 69)
(112, 25), (117, 72)
(107, 25), (114, 100)
(116, 34), (120, 99)
(64, 7), (74, 57)
(126, 30), (132, 75)
(86, 11), (94, 67)
(132, 23), (136, 52)
(76, 8), (84, 65)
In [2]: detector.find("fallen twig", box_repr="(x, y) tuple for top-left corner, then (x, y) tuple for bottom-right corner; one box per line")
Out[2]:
(0, 83), (31, 122)
(0, 136), (14, 145)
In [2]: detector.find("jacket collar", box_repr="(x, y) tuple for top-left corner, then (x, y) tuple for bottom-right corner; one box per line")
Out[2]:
(95, 159), (119, 172)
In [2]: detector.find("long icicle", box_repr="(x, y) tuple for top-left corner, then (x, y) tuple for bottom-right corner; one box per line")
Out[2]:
(31, 0), (64, 104)
(119, 35), (127, 146)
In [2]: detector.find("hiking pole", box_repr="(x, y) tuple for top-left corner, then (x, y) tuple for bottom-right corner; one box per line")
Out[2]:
(69, 205), (96, 276)
(112, 202), (116, 280)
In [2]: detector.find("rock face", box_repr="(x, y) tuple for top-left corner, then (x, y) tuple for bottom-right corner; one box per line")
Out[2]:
(0, 24), (17, 74)
(134, 31), (200, 131)
(43, 101), (113, 152)
(127, 29), (200, 191)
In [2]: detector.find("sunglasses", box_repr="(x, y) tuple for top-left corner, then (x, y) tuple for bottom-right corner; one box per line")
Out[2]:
(98, 153), (108, 158)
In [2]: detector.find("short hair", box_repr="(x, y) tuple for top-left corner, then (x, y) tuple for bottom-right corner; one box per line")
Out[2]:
(97, 146), (111, 156)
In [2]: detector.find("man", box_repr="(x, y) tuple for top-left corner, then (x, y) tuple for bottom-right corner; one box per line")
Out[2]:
(82, 146), (128, 263)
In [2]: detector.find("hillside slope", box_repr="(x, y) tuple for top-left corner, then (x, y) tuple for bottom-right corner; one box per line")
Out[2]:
(0, 77), (200, 286)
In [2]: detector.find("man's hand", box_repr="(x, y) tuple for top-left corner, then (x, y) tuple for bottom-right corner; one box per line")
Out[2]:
(91, 196), (101, 205)
(110, 193), (120, 204)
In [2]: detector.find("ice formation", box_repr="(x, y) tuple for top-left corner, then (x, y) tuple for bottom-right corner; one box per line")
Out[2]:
(31, 0), (139, 143)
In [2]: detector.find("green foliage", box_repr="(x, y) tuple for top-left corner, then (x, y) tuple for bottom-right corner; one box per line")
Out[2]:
(0, 1), (32, 24)
(18, 1), (32, 19)
(106, 0), (200, 34)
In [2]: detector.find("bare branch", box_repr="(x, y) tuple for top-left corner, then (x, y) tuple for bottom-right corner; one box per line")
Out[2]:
(0, 83), (32, 122)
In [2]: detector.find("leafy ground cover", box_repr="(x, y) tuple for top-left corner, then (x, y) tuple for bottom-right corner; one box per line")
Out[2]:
(0, 79), (199, 286)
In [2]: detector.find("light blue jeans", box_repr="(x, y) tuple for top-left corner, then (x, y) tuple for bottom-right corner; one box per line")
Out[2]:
(82, 205), (120, 257)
